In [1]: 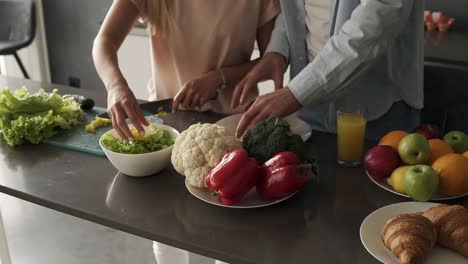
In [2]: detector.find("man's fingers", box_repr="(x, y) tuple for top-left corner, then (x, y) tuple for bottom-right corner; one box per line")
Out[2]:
(236, 102), (261, 138)
(244, 101), (254, 112)
(249, 111), (270, 131)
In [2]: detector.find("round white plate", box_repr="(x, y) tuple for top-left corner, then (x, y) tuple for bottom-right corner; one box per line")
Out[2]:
(360, 202), (467, 264)
(366, 171), (468, 201)
(215, 114), (312, 141)
(185, 180), (296, 209)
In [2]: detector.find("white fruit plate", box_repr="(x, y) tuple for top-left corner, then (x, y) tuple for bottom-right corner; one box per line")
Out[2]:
(366, 170), (468, 201)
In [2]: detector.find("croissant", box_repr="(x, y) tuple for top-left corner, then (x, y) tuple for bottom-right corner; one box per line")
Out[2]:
(381, 213), (437, 264)
(423, 204), (468, 256)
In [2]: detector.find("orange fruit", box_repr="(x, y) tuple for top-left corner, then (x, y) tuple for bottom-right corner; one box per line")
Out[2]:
(379, 130), (409, 150)
(432, 153), (468, 196)
(463, 151), (468, 159)
(428, 139), (454, 164)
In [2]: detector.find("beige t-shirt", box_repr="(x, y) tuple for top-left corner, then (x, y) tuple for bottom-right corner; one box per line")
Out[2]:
(129, 0), (280, 114)
(305, 0), (331, 62)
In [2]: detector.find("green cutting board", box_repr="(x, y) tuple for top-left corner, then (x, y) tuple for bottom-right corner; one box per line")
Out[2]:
(43, 107), (163, 156)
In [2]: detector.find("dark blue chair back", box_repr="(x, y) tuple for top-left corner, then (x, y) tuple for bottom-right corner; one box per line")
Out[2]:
(0, 0), (36, 53)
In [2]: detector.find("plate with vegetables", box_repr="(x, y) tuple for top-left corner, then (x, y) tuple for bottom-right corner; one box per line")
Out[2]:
(171, 120), (316, 208)
(216, 114), (312, 141)
(186, 150), (309, 208)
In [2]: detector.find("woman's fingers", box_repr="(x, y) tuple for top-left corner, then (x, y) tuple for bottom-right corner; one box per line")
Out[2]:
(232, 78), (247, 109)
(134, 104), (149, 126)
(172, 90), (186, 112)
(190, 94), (201, 109)
(123, 104), (144, 135)
(113, 105), (134, 140)
(239, 77), (259, 107)
(232, 67), (265, 109)
(181, 89), (194, 109)
(109, 108), (126, 140)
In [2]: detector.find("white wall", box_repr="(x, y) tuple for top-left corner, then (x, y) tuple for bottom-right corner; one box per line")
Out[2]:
(117, 28), (152, 100)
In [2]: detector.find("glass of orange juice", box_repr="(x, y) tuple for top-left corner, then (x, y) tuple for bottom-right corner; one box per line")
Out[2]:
(337, 107), (367, 166)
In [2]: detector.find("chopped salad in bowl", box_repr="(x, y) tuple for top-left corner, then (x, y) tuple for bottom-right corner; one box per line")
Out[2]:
(102, 125), (175, 154)
(99, 123), (179, 177)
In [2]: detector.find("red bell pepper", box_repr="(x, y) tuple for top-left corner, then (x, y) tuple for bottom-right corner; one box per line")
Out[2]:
(205, 148), (259, 206)
(257, 152), (310, 199)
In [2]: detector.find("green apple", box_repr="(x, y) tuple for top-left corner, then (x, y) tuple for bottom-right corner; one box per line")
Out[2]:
(404, 165), (439, 202)
(443, 131), (468, 154)
(398, 133), (430, 165)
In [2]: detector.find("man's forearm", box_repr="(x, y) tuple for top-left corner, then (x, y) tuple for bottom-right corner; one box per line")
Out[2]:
(265, 11), (290, 61)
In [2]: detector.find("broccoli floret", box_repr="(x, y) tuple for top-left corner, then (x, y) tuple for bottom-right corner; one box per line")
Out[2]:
(242, 117), (305, 163)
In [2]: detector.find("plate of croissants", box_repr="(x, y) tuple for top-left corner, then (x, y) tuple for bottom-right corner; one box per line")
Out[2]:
(360, 202), (467, 264)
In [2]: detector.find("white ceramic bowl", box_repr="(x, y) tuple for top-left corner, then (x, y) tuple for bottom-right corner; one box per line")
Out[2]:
(99, 123), (179, 177)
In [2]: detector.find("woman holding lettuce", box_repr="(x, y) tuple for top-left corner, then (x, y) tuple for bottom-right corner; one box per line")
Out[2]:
(93, 0), (279, 141)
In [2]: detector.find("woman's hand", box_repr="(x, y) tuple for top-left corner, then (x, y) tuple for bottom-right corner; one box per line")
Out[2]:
(172, 71), (223, 112)
(107, 82), (149, 140)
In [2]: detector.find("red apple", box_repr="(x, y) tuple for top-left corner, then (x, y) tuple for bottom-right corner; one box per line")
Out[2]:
(413, 124), (440, 140)
(364, 145), (401, 181)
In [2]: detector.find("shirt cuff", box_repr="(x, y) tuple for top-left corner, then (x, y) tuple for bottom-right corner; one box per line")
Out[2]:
(288, 68), (324, 106)
(265, 43), (289, 62)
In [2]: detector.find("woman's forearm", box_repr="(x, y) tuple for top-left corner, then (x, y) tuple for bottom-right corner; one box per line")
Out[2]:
(220, 59), (260, 88)
(92, 36), (128, 91)
(92, 0), (139, 92)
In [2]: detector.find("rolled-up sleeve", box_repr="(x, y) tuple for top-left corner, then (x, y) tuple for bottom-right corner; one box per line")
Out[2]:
(265, 11), (289, 60)
(289, 0), (414, 106)
(258, 0), (281, 27)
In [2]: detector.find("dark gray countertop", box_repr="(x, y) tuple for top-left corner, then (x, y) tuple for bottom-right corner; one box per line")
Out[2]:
(1, 76), (467, 264)
(425, 31), (468, 68)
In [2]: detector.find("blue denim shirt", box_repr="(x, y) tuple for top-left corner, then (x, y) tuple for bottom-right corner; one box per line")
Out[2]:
(266, 0), (424, 133)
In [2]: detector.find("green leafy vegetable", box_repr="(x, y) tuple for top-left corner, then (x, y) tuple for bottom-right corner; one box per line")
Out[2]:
(0, 87), (84, 146)
(242, 117), (305, 163)
(102, 125), (175, 154)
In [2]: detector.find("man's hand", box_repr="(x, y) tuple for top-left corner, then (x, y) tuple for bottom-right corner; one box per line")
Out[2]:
(231, 52), (286, 109)
(236, 87), (301, 138)
(172, 70), (222, 112)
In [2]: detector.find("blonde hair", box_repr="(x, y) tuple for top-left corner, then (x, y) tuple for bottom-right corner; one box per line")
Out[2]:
(146, 0), (171, 36)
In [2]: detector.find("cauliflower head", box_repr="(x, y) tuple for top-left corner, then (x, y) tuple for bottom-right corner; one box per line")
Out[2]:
(171, 123), (241, 188)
